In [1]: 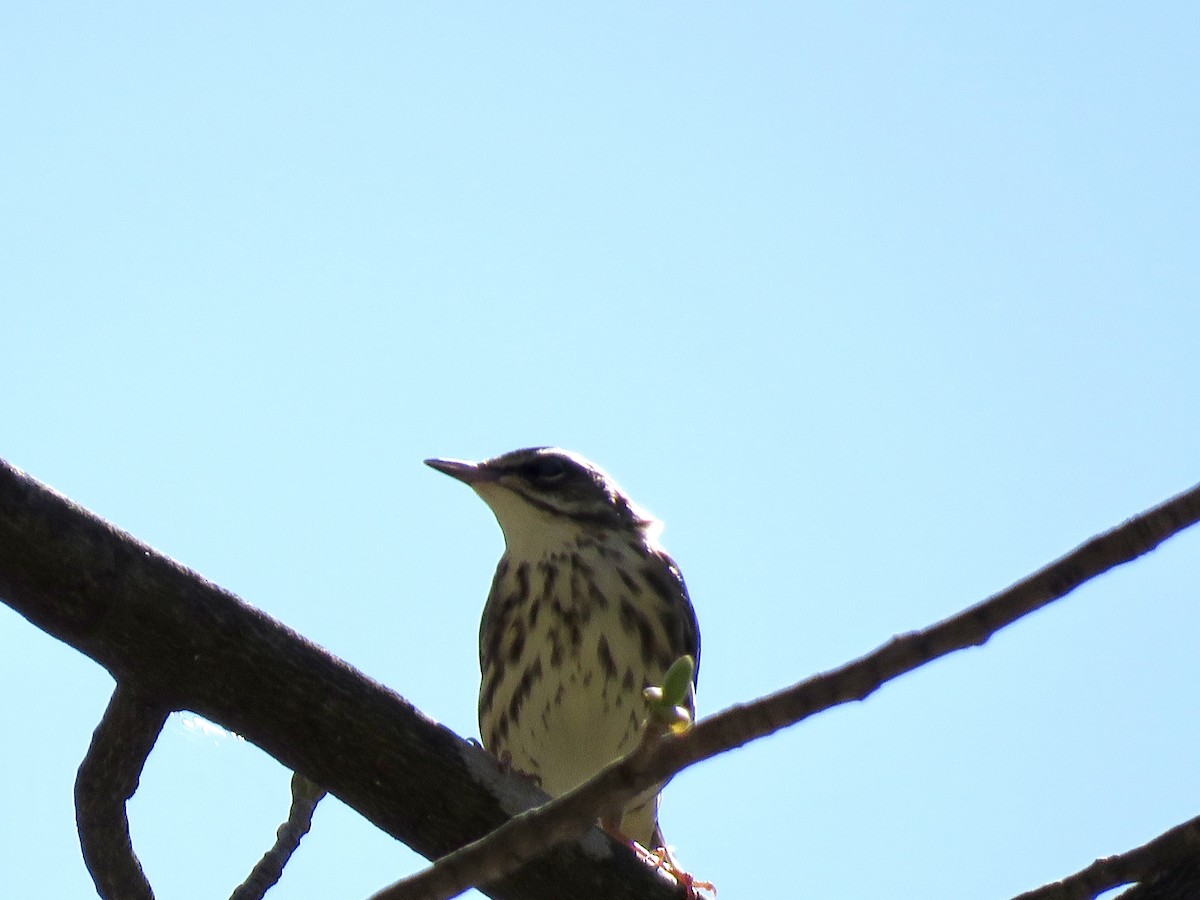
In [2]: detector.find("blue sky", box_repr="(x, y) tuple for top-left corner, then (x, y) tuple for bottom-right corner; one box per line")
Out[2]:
(2, 4), (1198, 898)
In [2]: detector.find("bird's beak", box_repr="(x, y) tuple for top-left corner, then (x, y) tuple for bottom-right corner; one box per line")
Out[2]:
(424, 457), (497, 486)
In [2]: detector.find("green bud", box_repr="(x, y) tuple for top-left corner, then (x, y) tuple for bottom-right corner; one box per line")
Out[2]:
(660, 655), (695, 708)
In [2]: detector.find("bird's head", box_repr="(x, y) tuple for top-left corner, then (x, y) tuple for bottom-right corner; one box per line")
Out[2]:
(425, 447), (659, 553)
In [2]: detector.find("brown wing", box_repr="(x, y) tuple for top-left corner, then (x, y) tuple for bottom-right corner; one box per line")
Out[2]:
(644, 548), (701, 691)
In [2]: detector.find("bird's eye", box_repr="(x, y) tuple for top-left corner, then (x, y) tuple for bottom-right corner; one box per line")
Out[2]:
(529, 457), (567, 483)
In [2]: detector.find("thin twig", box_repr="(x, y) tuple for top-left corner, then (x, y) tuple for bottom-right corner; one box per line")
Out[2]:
(371, 481), (1200, 900)
(230, 774), (327, 900)
(75, 681), (171, 900)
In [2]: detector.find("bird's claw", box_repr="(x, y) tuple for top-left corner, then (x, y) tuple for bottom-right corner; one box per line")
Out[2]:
(625, 838), (715, 899)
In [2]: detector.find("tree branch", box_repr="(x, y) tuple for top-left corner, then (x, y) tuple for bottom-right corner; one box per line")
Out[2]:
(75, 680), (169, 900)
(1010, 814), (1200, 900)
(373, 480), (1200, 900)
(230, 774), (327, 900)
(7, 455), (1200, 900)
(1118, 851), (1200, 900)
(0, 457), (683, 900)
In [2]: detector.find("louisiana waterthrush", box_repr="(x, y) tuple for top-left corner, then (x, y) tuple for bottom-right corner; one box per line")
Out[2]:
(426, 447), (700, 849)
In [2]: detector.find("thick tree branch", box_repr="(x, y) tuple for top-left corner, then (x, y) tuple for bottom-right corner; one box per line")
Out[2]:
(1118, 852), (1200, 900)
(0, 457), (684, 900)
(75, 680), (169, 900)
(1010, 815), (1200, 900)
(375, 481), (1200, 900)
(370, 731), (686, 900)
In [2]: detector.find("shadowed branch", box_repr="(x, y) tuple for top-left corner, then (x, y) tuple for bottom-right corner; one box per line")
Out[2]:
(75, 681), (169, 900)
(1010, 815), (1200, 900)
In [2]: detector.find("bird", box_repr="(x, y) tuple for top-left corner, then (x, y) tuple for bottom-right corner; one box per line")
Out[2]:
(425, 447), (700, 851)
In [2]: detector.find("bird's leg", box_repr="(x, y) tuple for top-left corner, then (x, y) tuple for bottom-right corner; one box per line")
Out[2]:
(597, 823), (714, 898)
(494, 748), (542, 787)
(642, 843), (716, 899)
